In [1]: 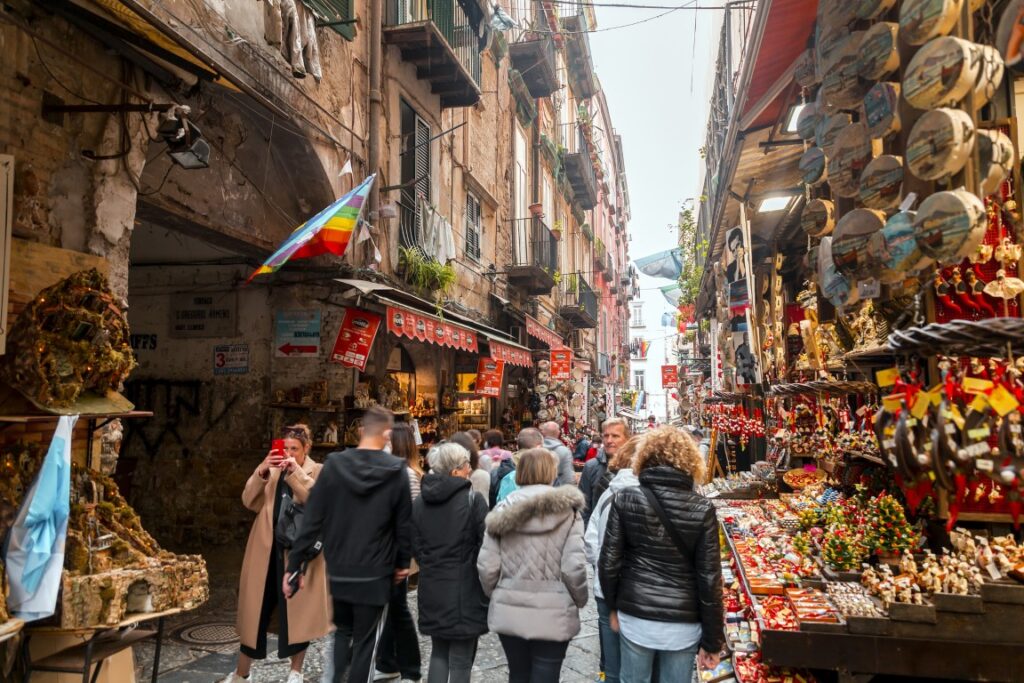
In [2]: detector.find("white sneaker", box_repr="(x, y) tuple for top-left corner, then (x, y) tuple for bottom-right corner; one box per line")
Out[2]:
(373, 672), (400, 681)
(285, 672), (304, 683)
(216, 674), (248, 683)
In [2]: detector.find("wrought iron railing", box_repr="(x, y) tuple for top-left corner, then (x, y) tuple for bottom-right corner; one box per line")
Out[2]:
(562, 273), (598, 322)
(387, 0), (482, 85)
(511, 216), (558, 273)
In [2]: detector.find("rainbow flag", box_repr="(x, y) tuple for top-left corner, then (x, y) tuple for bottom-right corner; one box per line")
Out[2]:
(246, 174), (376, 284)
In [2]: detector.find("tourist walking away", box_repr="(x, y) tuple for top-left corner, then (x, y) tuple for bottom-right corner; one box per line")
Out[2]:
(540, 421), (575, 486)
(221, 424), (330, 683)
(584, 435), (644, 683)
(375, 423), (423, 681)
(493, 427), (544, 505)
(285, 407), (413, 683)
(572, 429), (592, 464)
(478, 448), (589, 682)
(480, 429), (513, 472)
(412, 442), (490, 683)
(451, 431), (491, 499)
(580, 418), (630, 525)
(598, 427), (725, 683)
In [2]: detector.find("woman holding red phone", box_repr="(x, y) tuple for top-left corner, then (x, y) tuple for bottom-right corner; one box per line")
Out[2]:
(219, 424), (330, 683)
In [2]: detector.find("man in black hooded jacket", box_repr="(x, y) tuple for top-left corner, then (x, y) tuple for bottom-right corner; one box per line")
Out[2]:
(286, 406), (412, 683)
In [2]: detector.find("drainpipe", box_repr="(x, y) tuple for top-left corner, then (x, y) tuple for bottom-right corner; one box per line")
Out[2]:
(368, 0), (383, 222)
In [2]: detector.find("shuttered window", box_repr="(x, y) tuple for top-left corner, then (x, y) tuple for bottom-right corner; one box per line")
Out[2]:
(465, 193), (482, 261)
(301, 0), (356, 40)
(400, 99), (431, 250)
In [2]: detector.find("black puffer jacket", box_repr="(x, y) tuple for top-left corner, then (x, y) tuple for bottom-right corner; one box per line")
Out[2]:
(598, 466), (724, 653)
(412, 473), (490, 638)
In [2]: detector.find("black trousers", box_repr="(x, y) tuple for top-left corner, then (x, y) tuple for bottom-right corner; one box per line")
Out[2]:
(332, 600), (388, 683)
(376, 579), (422, 679)
(239, 544), (308, 660)
(498, 635), (570, 683)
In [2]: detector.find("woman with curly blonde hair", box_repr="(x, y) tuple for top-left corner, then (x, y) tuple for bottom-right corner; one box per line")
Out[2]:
(598, 427), (724, 683)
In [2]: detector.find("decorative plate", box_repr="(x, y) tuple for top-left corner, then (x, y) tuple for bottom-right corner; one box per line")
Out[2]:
(857, 0), (898, 21)
(537, 359), (551, 371)
(899, 0), (962, 46)
(868, 211), (934, 284)
(794, 48), (818, 87)
(536, 383), (550, 394)
(572, 366), (584, 380)
(903, 36), (979, 109)
(796, 102), (823, 140)
(863, 82), (902, 139)
(820, 33), (869, 109)
(832, 208), (887, 278)
(783, 468), (827, 489)
(978, 129), (1014, 197)
(913, 190), (988, 264)
(815, 113), (852, 157)
(799, 146), (828, 186)
(857, 22), (900, 79)
(828, 123), (878, 198)
(859, 155), (904, 210)
(906, 108), (975, 181)
(801, 198), (837, 238)
(973, 45), (1005, 109)
(819, 236), (859, 308)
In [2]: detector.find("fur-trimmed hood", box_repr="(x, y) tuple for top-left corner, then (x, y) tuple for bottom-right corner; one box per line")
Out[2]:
(485, 485), (585, 536)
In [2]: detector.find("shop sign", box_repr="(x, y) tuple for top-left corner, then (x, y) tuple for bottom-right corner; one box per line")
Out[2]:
(661, 364), (679, 389)
(490, 340), (531, 368)
(213, 343), (250, 375)
(385, 305), (478, 353)
(525, 314), (564, 348)
(475, 358), (505, 397)
(551, 348), (573, 380)
(170, 292), (237, 339)
(330, 308), (381, 371)
(275, 309), (321, 357)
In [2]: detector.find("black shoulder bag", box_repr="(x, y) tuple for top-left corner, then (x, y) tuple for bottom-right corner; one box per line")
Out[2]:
(275, 489), (305, 549)
(640, 485), (693, 561)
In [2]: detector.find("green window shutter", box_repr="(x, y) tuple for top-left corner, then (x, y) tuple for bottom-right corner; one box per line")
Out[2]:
(302, 0), (356, 40)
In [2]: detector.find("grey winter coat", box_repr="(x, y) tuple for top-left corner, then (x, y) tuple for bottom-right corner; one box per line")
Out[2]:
(477, 485), (589, 642)
(544, 437), (576, 487)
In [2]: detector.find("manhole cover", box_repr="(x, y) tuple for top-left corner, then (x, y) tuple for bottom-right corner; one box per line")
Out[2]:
(175, 621), (239, 646)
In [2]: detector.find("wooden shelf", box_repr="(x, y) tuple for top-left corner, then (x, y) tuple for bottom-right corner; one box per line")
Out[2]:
(268, 403), (341, 413)
(0, 410), (152, 424)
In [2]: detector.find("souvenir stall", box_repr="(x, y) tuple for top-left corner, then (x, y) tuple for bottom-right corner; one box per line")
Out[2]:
(0, 269), (208, 682)
(698, 0), (1024, 679)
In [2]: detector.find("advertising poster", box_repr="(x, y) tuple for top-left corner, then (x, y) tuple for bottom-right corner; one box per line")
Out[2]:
(661, 364), (679, 389)
(330, 308), (382, 371)
(476, 358), (505, 397)
(551, 348), (573, 380)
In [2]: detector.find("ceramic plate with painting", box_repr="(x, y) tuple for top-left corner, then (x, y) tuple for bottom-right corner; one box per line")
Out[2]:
(801, 199), (837, 238)
(799, 147), (828, 186)
(899, 0), (962, 46)
(977, 129), (1014, 197)
(828, 123), (879, 198)
(859, 155), (904, 210)
(857, 0), (898, 20)
(997, 0), (1024, 71)
(816, 113), (853, 157)
(819, 236), (859, 308)
(821, 33), (869, 109)
(797, 102), (823, 140)
(794, 49), (818, 87)
(903, 37), (979, 109)
(973, 45), (1005, 109)
(913, 190), (987, 263)
(868, 211), (935, 284)
(863, 82), (902, 140)
(832, 208), (887, 278)
(858, 23), (900, 79)
(906, 108), (975, 181)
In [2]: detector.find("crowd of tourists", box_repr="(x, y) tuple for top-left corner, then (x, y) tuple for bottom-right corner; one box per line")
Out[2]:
(217, 408), (724, 683)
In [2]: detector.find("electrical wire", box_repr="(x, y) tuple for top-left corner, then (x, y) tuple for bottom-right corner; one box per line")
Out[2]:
(548, 0), (751, 9)
(31, 36), (102, 105)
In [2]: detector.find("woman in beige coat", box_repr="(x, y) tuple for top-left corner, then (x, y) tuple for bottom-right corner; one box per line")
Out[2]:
(219, 425), (330, 683)
(477, 447), (588, 683)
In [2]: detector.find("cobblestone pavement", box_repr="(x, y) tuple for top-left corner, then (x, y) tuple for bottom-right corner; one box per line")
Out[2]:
(140, 578), (601, 683)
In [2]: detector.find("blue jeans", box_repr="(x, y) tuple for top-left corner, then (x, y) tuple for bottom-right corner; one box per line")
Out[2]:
(618, 635), (696, 683)
(596, 598), (621, 682)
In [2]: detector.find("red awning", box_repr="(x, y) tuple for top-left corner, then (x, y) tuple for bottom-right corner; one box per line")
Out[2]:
(525, 314), (564, 348)
(385, 305), (479, 353)
(489, 340), (532, 368)
(740, 0), (817, 131)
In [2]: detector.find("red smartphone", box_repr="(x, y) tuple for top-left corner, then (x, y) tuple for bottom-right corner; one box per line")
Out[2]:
(271, 439), (286, 458)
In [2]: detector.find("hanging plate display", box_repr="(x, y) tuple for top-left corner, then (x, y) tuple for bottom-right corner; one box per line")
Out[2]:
(906, 108), (975, 181)
(913, 190), (988, 263)
(801, 198), (837, 238)
(973, 45), (1006, 109)
(799, 147), (829, 186)
(859, 155), (904, 210)
(816, 113), (853, 157)
(816, 3), (859, 77)
(832, 208), (888, 278)
(868, 211), (935, 284)
(977, 129), (1015, 197)
(819, 236), (860, 308)
(903, 37), (980, 109)
(794, 49), (818, 87)
(821, 33), (869, 109)
(857, 0), (898, 20)
(858, 23), (900, 79)
(899, 0), (963, 46)
(796, 102), (823, 140)
(863, 82), (902, 139)
(828, 123), (879, 198)
(997, 0), (1024, 69)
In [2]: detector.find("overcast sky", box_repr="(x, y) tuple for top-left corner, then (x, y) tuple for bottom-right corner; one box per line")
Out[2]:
(589, 2), (721, 408)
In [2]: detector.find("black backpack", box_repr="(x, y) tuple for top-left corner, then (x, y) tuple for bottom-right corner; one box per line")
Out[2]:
(489, 459), (515, 508)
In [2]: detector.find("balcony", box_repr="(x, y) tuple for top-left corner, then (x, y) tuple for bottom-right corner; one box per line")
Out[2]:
(593, 243), (607, 273)
(608, 266), (619, 293)
(559, 274), (598, 328)
(509, 33), (559, 98)
(509, 216), (559, 295)
(385, 0), (483, 108)
(564, 149), (598, 209)
(561, 13), (597, 99)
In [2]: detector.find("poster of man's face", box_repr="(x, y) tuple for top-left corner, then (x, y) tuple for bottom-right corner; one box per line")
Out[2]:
(724, 226), (746, 283)
(732, 331), (759, 385)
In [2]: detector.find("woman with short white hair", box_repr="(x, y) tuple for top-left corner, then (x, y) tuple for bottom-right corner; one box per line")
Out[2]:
(413, 442), (490, 682)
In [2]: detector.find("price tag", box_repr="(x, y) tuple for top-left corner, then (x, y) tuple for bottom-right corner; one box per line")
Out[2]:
(876, 368), (900, 387)
(911, 392), (931, 419)
(963, 377), (994, 394)
(969, 394), (990, 414)
(858, 278), (881, 299)
(882, 395), (903, 413)
(989, 385), (1020, 417)
(975, 458), (994, 472)
(968, 425), (992, 441)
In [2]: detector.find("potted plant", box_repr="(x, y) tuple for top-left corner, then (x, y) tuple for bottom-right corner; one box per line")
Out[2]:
(551, 218), (564, 240)
(529, 202), (544, 218)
